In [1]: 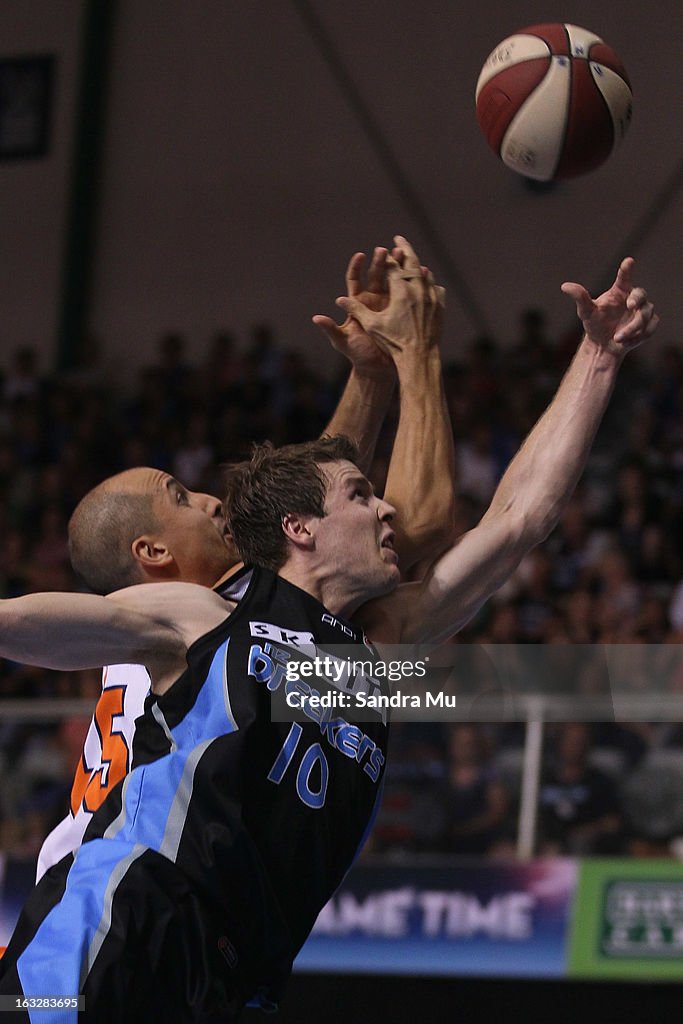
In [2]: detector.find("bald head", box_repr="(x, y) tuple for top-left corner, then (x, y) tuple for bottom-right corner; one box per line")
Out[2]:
(68, 469), (160, 594)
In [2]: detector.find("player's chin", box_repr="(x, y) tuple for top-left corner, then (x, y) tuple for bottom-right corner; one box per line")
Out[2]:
(381, 547), (399, 567)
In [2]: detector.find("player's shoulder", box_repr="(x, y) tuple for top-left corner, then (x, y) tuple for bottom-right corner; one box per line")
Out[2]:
(108, 580), (231, 608)
(107, 582), (234, 642)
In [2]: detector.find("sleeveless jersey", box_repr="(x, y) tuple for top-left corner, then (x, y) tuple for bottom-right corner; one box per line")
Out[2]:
(7, 568), (389, 1019)
(35, 572), (250, 882)
(92, 565), (390, 979)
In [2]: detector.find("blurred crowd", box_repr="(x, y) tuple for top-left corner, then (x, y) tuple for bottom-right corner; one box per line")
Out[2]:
(1, 308), (683, 862)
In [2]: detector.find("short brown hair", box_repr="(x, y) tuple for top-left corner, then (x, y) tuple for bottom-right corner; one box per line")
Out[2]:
(225, 436), (360, 571)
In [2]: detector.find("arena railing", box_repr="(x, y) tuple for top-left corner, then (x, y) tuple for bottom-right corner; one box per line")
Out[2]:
(1, 693), (682, 858)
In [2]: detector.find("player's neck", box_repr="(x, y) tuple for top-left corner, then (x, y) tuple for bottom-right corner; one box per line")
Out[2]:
(277, 559), (363, 620)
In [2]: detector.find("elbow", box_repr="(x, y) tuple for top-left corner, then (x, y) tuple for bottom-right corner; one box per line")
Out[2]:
(494, 506), (552, 566)
(530, 504), (563, 547)
(490, 478), (570, 553)
(507, 494), (563, 551)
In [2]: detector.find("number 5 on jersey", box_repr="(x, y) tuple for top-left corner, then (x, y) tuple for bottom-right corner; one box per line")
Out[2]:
(70, 685), (130, 816)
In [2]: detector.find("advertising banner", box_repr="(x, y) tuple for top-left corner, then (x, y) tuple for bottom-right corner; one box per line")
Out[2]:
(3, 855), (682, 981)
(296, 860), (576, 978)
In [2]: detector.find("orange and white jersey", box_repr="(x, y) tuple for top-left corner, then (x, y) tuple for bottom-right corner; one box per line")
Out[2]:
(36, 663), (151, 882)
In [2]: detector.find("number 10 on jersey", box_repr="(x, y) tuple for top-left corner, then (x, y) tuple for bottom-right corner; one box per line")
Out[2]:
(267, 723), (329, 809)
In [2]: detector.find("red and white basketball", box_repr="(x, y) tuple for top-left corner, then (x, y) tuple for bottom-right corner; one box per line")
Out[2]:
(475, 23), (632, 181)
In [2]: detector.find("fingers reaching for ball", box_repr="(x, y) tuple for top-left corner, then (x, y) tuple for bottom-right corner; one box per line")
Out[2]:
(560, 281), (595, 323)
(615, 298), (659, 344)
(562, 256), (659, 354)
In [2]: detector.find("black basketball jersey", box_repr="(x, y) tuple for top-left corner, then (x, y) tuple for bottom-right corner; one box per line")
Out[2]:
(83, 565), (390, 1003)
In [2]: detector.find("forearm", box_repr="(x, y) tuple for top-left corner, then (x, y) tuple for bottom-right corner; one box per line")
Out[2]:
(483, 337), (623, 543)
(323, 368), (395, 473)
(383, 342), (623, 645)
(384, 350), (456, 570)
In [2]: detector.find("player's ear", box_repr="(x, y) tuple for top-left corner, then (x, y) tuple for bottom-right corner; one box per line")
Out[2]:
(131, 534), (175, 570)
(281, 513), (315, 551)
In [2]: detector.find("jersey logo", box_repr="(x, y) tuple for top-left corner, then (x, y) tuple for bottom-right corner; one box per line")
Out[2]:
(249, 621), (315, 648)
(69, 685), (130, 816)
(321, 613), (355, 638)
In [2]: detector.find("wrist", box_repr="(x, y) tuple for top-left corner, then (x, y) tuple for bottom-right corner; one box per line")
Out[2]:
(394, 347), (443, 386)
(578, 334), (626, 372)
(348, 365), (396, 393)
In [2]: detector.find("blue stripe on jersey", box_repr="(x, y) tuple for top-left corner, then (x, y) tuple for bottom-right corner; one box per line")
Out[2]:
(102, 733), (214, 853)
(17, 639), (240, 1001)
(163, 636), (238, 749)
(17, 839), (145, 1023)
(104, 638), (237, 850)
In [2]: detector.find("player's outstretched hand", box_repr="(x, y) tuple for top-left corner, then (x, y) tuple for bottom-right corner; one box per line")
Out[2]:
(561, 257), (659, 357)
(312, 247), (395, 381)
(333, 236), (445, 363)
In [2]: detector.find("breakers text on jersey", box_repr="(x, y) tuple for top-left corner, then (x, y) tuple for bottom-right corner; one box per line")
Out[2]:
(247, 620), (386, 807)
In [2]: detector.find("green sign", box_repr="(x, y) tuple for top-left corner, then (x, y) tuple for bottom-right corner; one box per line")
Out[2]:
(569, 859), (683, 980)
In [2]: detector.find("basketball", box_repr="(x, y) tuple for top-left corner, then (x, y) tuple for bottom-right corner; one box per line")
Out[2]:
(475, 23), (632, 181)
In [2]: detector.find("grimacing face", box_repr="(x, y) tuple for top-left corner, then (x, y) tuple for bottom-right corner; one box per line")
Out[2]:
(311, 460), (399, 603)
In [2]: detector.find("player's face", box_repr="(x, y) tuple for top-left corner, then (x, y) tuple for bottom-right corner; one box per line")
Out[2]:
(142, 469), (238, 586)
(314, 461), (399, 604)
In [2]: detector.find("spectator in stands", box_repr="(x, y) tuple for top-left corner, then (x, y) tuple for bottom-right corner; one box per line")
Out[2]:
(604, 457), (661, 560)
(538, 723), (622, 855)
(548, 493), (609, 593)
(515, 549), (556, 641)
(370, 724), (446, 855)
(592, 548), (642, 639)
(436, 724), (510, 856)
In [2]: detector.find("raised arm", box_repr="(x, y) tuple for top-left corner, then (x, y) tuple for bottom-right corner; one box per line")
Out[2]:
(337, 236), (457, 572)
(0, 582), (230, 686)
(357, 258), (658, 644)
(315, 248), (396, 472)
